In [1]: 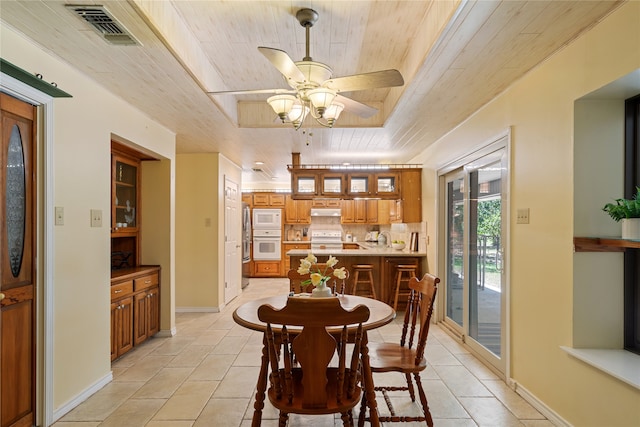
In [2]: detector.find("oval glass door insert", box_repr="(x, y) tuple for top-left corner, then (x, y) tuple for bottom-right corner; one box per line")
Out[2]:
(6, 124), (26, 277)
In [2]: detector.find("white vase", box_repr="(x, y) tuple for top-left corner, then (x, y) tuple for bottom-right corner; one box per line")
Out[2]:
(311, 282), (333, 298)
(621, 218), (640, 239)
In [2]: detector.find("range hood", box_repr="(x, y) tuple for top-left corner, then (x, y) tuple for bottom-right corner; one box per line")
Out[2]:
(310, 208), (341, 217)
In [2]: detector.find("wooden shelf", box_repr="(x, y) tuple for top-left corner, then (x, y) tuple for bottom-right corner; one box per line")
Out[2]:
(574, 237), (640, 252)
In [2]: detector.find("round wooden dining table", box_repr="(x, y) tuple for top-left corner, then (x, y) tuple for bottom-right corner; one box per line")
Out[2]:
(233, 294), (395, 427)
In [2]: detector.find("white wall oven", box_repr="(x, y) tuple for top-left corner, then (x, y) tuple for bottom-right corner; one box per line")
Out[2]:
(253, 208), (282, 229)
(253, 229), (282, 260)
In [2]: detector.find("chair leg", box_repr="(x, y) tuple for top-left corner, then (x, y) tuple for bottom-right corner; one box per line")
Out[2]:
(405, 372), (416, 402)
(358, 391), (367, 427)
(414, 372), (434, 427)
(367, 270), (377, 299)
(278, 411), (288, 427)
(341, 410), (353, 426)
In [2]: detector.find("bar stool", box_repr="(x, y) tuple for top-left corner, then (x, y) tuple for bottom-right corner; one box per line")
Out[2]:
(352, 264), (377, 299)
(392, 264), (417, 310)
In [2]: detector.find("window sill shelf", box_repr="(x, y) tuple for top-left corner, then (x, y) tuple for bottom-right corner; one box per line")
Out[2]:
(574, 236), (640, 252)
(561, 346), (640, 390)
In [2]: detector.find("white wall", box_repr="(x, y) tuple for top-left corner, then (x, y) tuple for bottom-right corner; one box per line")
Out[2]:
(411, 2), (640, 425)
(1, 25), (176, 418)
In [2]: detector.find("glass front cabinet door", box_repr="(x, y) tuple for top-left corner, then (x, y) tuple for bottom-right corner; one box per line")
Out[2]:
(374, 173), (400, 198)
(112, 155), (139, 232)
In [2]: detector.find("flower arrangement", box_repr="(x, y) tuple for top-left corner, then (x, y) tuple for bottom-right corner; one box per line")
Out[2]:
(297, 253), (347, 288)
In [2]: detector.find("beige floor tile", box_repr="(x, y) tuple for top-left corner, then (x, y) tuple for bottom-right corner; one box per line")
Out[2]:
(51, 422), (101, 427)
(459, 396), (524, 427)
(99, 398), (166, 427)
(167, 344), (214, 367)
(146, 421), (194, 427)
(520, 421), (557, 427)
(193, 397), (250, 427)
(482, 379), (546, 420)
(427, 343), (465, 365)
(456, 353), (501, 380)
(433, 365), (493, 397)
(233, 343), (265, 366)
(152, 336), (196, 356)
(210, 335), (250, 354)
(214, 366), (261, 398)
(132, 367), (194, 399)
(153, 380), (219, 420)
(190, 329), (228, 346)
(188, 353), (236, 381)
(60, 381), (143, 421)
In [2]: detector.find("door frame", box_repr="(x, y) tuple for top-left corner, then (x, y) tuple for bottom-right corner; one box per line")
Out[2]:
(2, 73), (56, 426)
(436, 128), (512, 380)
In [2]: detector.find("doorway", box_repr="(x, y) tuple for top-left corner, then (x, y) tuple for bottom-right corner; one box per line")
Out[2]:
(439, 134), (509, 375)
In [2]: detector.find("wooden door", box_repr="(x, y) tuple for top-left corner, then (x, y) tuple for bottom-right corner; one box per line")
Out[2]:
(1, 93), (36, 427)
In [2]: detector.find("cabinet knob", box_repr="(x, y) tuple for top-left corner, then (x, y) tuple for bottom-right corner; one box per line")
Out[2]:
(145, 280), (151, 284)
(0, 293), (5, 301)
(114, 289), (122, 294)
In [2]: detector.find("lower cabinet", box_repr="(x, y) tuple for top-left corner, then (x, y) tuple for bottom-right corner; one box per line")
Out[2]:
(111, 266), (160, 361)
(253, 261), (282, 277)
(111, 295), (133, 361)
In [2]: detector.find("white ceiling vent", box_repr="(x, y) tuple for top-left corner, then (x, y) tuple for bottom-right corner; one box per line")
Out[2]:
(66, 5), (140, 46)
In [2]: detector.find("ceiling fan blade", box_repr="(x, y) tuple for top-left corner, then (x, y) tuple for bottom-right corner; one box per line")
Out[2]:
(323, 69), (404, 93)
(336, 94), (378, 119)
(258, 47), (306, 83)
(207, 88), (295, 96)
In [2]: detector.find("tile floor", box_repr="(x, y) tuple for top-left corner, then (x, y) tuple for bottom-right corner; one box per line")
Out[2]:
(54, 278), (556, 426)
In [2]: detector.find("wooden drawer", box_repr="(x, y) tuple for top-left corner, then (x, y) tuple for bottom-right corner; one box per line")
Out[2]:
(134, 273), (159, 292)
(284, 243), (311, 251)
(254, 261), (281, 275)
(111, 281), (133, 301)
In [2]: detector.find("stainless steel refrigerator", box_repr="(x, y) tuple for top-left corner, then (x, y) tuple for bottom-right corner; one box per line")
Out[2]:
(241, 202), (251, 288)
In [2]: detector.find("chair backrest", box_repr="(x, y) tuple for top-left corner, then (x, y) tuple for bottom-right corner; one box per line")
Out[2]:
(400, 273), (439, 364)
(288, 265), (350, 294)
(258, 297), (370, 409)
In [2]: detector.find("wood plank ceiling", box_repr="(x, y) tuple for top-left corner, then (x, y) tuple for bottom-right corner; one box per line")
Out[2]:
(0, 1), (623, 186)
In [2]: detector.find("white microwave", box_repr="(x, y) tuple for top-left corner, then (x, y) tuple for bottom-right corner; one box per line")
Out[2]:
(252, 208), (282, 229)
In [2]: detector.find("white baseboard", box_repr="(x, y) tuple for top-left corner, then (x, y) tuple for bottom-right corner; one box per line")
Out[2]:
(511, 380), (572, 427)
(156, 327), (176, 338)
(52, 371), (113, 423)
(175, 306), (220, 313)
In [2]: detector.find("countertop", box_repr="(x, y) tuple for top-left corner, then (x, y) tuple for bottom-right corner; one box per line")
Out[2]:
(286, 243), (426, 257)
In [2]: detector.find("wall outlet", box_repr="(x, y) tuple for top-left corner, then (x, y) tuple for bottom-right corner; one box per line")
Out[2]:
(516, 208), (530, 224)
(90, 209), (102, 227)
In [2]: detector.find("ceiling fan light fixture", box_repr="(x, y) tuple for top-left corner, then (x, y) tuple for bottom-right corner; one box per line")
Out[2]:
(324, 102), (345, 125)
(267, 94), (297, 122)
(307, 88), (336, 117)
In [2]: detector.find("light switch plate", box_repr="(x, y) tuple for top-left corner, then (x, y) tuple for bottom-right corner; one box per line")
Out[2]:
(516, 208), (530, 224)
(55, 206), (64, 226)
(90, 209), (102, 227)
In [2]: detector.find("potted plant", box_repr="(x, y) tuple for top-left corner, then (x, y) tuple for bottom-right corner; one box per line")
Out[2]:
(602, 186), (640, 239)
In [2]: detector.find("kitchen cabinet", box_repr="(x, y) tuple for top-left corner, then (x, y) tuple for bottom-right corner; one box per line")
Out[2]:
(354, 200), (367, 223)
(341, 200), (355, 223)
(284, 196), (311, 224)
(320, 173), (345, 197)
(292, 174), (318, 198)
(366, 200), (378, 223)
(242, 193), (253, 207)
(253, 261), (282, 277)
(374, 172), (400, 198)
(399, 169), (422, 223)
(110, 281), (134, 361)
(347, 175), (371, 197)
(283, 242), (311, 272)
(111, 266), (160, 361)
(111, 149), (141, 269)
(311, 199), (341, 207)
(253, 193), (285, 207)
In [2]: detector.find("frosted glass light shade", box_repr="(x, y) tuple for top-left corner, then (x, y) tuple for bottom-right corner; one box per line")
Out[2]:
(267, 95), (296, 121)
(307, 88), (336, 116)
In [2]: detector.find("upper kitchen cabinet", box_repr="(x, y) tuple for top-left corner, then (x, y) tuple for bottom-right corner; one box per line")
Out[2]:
(284, 195), (311, 224)
(320, 173), (345, 197)
(252, 193), (285, 207)
(292, 174), (318, 198)
(347, 175), (371, 197)
(400, 169), (422, 223)
(373, 172), (400, 198)
(112, 154), (139, 233)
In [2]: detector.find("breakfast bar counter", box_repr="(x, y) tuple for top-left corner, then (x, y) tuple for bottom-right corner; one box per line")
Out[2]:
(287, 246), (428, 308)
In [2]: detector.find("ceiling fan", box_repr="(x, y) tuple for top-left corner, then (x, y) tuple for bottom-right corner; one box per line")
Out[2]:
(207, 8), (404, 129)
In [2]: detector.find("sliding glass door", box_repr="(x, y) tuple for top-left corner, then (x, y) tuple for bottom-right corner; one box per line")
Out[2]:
(441, 144), (508, 374)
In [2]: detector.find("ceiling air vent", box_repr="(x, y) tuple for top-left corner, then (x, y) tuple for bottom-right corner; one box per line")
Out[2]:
(66, 5), (140, 46)
(252, 168), (264, 173)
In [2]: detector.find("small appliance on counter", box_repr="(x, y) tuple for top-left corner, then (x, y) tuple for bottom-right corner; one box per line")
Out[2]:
(410, 232), (419, 252)
(365, 231), (379, 242)
(345, 231), (353, 242)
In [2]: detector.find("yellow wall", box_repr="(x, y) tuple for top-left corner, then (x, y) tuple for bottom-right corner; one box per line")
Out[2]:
(1, 26), (176, 414)
(412, 2), (640, 425)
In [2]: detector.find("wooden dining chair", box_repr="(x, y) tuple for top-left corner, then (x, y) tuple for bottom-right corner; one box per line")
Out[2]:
(288, 265), (350, 294)
(358, 273), (440, 427)
(258, 297), (370, 427)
